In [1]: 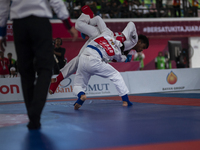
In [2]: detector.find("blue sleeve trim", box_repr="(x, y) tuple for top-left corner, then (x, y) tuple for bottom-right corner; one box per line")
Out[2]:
(0, 26), (7, 37)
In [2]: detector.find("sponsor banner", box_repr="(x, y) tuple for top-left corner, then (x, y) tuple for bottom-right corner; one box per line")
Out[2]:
(107, 21), (200, 37)
(1, 69), (200, 102)
(6, 23), (75, 41)
(127, 68), (200, 94)
(6, 20), (200, 41)
(47, 73), (129, 100)
(0, 78), (23, 102)
(6, 24), (14, 41)
(47, 75), (75, 99)
(142, 25), (200, 34)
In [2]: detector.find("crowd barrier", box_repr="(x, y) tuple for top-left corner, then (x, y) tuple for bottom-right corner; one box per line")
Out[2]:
(1, 68), (200, 102)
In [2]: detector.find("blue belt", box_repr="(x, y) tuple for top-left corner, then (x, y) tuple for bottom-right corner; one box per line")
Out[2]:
(87, 45), (103, 58)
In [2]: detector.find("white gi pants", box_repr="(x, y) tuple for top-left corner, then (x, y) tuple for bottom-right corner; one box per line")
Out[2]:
(73, 52), (129, 97)
(60, 39), (90, 78)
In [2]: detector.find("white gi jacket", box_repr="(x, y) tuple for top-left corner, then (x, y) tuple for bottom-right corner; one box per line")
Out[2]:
(0, 0), (70, 38)
(85, 34), (127, 63)
(75, 13), (138, 52)
(73, 26), (129, 96)
(60, 14), (139, 79)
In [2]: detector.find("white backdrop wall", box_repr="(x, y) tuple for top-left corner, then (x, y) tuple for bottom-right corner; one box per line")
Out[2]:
(1, 68), (200, 102)
(189, 37), (200, 68)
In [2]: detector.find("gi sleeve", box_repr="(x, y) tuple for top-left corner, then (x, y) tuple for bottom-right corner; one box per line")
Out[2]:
(122, 22), (138, 51)
(49, 0), (69, 20)
(0, 0), (11, 38)
(89, 15), (113, 35)
(75, 13), (100, 38)
(119, 55), (127, 62)
(113, 54), (127, 62)
(50, 0), (73, 30)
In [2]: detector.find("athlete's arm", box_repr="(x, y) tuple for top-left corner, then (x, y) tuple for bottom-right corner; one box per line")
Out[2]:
(89, 16), (112, 35)
(122, 22), (138, 51)
(75, 13), (100, 38)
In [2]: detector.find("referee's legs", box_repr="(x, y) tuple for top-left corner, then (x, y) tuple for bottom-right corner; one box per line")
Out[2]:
(13, 16), (54, 129)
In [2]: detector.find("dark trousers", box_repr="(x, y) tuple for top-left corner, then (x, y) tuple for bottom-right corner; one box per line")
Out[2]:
(13, 16), (54, 126)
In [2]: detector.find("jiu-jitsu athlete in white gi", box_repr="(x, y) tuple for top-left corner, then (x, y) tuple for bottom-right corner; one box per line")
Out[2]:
(49, 6), (149, 95)
(73, 16), (133, 109)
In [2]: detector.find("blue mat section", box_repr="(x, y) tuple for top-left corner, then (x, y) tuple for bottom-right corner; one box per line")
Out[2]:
(133, 92), (200, 99)
(0, 99), (200, 150)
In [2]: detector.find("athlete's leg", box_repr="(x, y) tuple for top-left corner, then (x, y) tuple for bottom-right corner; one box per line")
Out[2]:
(49, 10), (111, 95)
(49, 38), (93, 94)
(73, 54), (92, 110)
(93, 61), (132, 106)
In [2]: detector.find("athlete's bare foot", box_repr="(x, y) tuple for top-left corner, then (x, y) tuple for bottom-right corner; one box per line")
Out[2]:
(49, 78), (57, 94)
(51, 78), (56, 83)
(74, 103), (82, 110)
(122, 101), (128, 107)
(49, 90), (53, 95)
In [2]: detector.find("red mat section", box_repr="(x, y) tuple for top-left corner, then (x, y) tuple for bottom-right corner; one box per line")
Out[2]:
(86, 140), (200, 150)
(86, 95), (200, 107)
(1, 95), (200, 107)
(128, 95), (200, 106)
